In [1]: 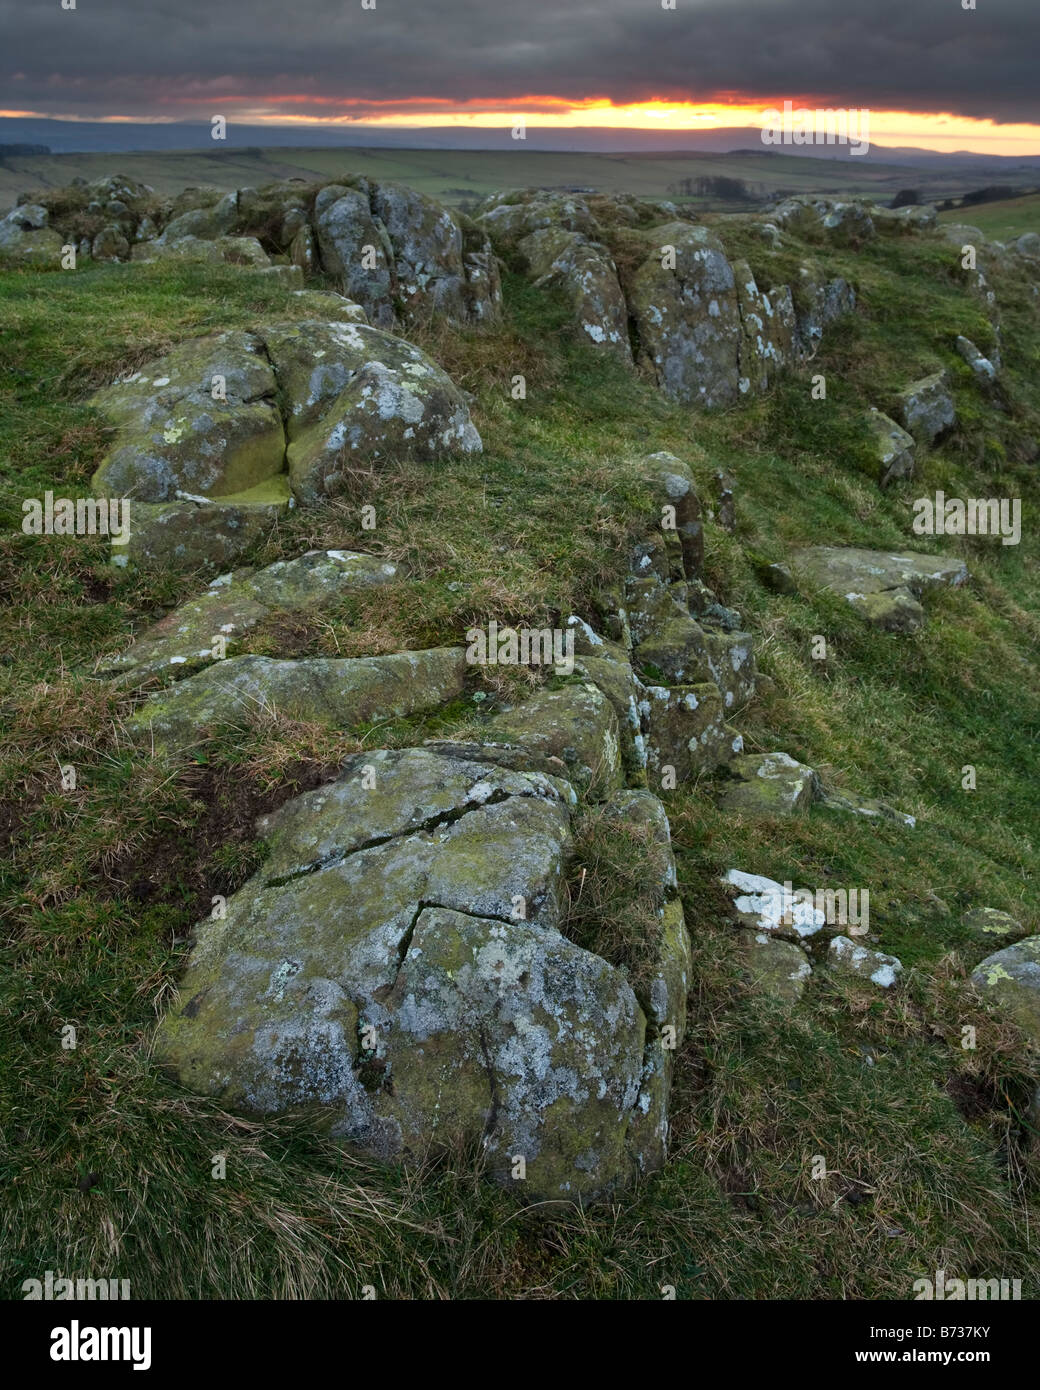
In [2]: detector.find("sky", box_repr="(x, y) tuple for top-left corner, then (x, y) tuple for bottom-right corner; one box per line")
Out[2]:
(2, 0), (1039, 155)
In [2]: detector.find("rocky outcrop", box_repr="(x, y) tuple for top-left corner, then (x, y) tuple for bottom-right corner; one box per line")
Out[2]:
(516, 225), (631, 362)
(89, 317), (481, 568)
(1, 173), (502, 332)
(312, 180), (501, 329)
(154, 707), (691, 1198)
(474, 190), (856, 408)
(771, 196), (876, 247)
(789, 546), (969, 632)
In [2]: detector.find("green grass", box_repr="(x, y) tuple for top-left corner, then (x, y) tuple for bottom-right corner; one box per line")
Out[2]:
(939, 192), (1040, 241)
(1, 205), (1039, 1299)
(3, 143), (1022, 212)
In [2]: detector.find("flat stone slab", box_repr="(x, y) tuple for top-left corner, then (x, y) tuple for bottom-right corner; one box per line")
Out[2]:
(817, 787), (916, 828)
(95, 550), (398, 684)
(128, 647), (467, 754)
(738, 931), (812, 1002)
(791, 546), (968, 631)
(431, 684), (622, 795)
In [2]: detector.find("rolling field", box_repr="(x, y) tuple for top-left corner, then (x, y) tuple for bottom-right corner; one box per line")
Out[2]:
(0, 143), (1021, 212)
(939, 192), (1040, 240)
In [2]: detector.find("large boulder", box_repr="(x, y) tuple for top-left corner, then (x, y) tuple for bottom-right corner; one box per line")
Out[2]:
(794, 264), (857, 356)
(90, 332), (285, 503)
(154, 746), (665, 1200)
(733, 260), (798, 392)
(89, 317), (481, 564)
(625, 222), (744, 407)
(315, 180), (501, 330)
(261, 318), (481, 505)
(517, 226), (631, 362)
(0, 203), (64, 265)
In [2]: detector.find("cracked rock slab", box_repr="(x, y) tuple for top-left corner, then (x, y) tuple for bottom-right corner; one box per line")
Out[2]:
(128, 647), (467, 754)
(429, 684), (623, 796)
(155, 746), (652, 1200)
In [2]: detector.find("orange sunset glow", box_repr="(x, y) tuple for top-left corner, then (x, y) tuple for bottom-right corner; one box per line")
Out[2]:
(2, 98), (1039, 154)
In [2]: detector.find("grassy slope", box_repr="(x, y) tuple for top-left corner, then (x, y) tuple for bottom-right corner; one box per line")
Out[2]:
(1, 211), (1039, 1299)
(939, 192), (1040, 241)
(0, 144), (1005, 211)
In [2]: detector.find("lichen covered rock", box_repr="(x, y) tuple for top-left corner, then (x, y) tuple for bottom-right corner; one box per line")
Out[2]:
(90, 332), (285, 503)
(95, 550), (398, 683)
(717, 751), (819, 816)
(128, 647), (467, 754)
(154, 746), (670, 1200)
(971, 938), (1040, 1043)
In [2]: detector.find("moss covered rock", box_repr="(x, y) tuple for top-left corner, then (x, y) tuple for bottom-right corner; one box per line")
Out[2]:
(262, 318), (482, 505)
(94, 550), (398, 684)
(90, 332), (285, 503)
(717, 751), (820, 817)
(128, 647), (467, 754)
(971, 938), (1040, 1042)
(154, 745), (662, 1200)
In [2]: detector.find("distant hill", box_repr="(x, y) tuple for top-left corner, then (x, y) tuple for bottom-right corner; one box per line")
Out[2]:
(2, 138), (1038, 214)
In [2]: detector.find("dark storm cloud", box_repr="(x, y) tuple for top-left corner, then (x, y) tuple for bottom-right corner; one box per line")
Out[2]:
(1, 0), (1037, 123)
